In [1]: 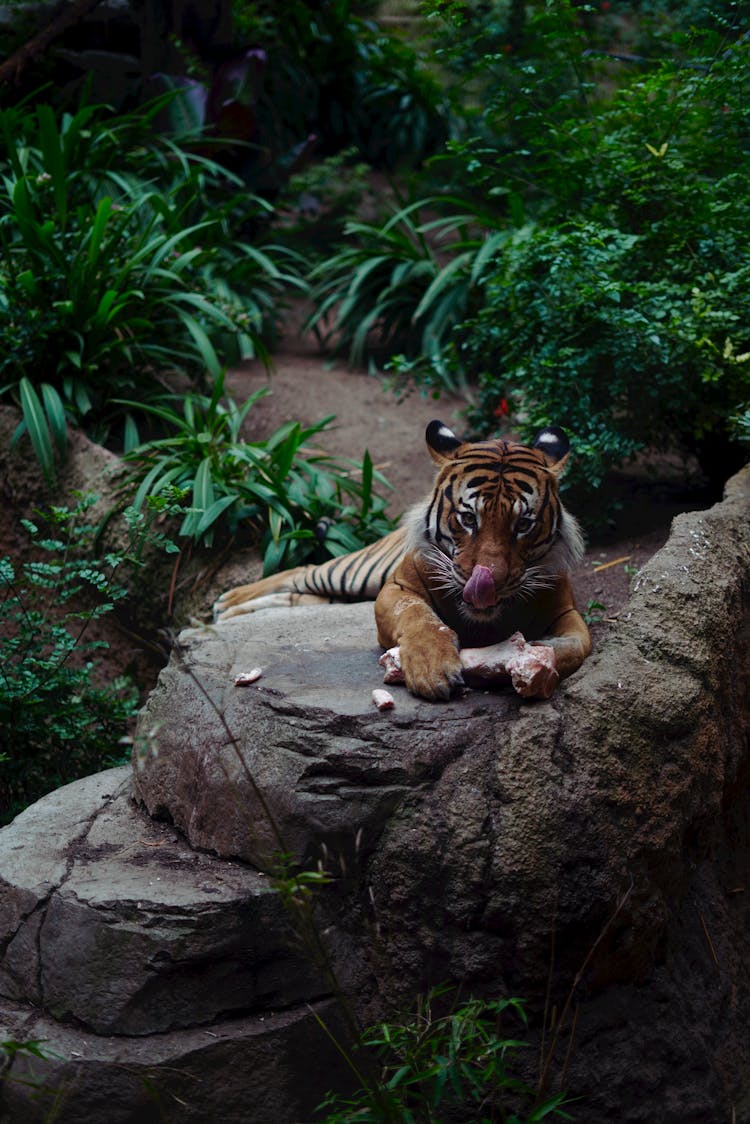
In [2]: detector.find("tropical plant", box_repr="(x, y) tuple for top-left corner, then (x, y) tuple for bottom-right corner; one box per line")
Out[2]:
(239, 0), (451, 171)
(0, 97), (305, 475)
(122, 376), (395, 570)
(318, 988), (571, 1123)
(731, 405), (750, 444)
(0, 495), (178, 822)
(306, 198), (505, 390)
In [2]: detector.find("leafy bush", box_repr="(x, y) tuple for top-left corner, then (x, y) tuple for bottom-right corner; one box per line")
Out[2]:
(457, 221), (750, 489)
(0, 497), (171, 823)
(123, 376), (395, 572)
(0, 98), (305, 473)
(319, 988), (570, 1123)
(307, 5), (750, 490)
(456, 25), (750, 486)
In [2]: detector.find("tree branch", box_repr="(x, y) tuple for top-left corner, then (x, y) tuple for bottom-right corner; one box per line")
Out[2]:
(0, 0), (105, 86)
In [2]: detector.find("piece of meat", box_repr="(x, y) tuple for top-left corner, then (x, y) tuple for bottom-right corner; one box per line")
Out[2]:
(379, 646), (403, 684)
(378, 632), (559, 700)
(234, 668), (263, 686)
(461, 633), (558, 699)
(372, 688), (396, 710)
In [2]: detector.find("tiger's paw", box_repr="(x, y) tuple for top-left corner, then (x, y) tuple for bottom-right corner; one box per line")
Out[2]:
(214, 590), (296, 622)
(398, 635), (464, 702)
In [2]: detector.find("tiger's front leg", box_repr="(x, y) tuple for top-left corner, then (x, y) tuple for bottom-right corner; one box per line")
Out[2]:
(535, 604), (591, 681)
(374, 577), (463, 702)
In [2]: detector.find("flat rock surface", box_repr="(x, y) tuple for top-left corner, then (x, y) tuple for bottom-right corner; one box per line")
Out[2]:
(0, 992), (349, 1124)
(134, 601), (521, 869)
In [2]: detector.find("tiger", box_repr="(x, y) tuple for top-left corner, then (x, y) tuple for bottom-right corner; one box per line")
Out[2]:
(214, 420), (591, 701)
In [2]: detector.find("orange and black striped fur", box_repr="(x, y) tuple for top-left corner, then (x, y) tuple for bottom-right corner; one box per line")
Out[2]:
(214, 420), (591, 700)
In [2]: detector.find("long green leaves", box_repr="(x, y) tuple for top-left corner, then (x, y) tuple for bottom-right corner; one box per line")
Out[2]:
(320, 988), (572, 1123)
(10, 378), (67, 483)
(306, 199), (504, 390)
(122, 378), (394, 564)
(0, 96), (305, 470)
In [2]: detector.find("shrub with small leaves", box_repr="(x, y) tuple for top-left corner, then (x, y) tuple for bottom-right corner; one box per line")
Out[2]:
(0, 495), (177, 823)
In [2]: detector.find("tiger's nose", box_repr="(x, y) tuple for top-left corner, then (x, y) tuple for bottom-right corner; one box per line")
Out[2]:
(490, 557), (509, 585)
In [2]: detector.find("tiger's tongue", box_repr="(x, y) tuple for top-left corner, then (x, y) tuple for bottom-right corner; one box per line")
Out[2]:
(462, 564), (497, 609)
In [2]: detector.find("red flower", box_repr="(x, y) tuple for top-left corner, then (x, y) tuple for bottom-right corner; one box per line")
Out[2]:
(494, 397), (510, 418)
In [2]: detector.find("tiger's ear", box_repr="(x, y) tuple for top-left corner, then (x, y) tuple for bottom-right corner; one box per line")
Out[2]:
(426, 419), (463, 464)
(532, 426), (570, 474)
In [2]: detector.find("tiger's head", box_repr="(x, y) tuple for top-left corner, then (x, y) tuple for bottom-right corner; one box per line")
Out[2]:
(406, 420), (585, 625)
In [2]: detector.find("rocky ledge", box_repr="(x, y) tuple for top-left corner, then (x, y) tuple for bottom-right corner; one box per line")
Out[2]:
(2, 466), (750, 1122)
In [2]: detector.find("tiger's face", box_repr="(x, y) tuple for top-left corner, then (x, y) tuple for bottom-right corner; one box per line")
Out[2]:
(409, 421), (584, 625)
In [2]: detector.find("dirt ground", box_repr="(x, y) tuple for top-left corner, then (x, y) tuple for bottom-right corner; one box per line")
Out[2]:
(0, 310), (715, 695)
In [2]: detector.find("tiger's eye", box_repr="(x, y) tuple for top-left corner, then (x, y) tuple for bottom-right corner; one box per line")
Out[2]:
(459, 509), (478, 531)
(516, 515), (535, 536)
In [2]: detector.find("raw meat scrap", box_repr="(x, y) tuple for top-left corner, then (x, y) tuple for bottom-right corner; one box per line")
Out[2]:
(372, 688), (395, 710)
(234, 668), (263, 686)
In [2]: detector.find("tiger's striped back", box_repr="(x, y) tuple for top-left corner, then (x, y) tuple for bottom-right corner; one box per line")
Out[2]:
(214, 526), (408, 619)
(288, 526), (406, 599)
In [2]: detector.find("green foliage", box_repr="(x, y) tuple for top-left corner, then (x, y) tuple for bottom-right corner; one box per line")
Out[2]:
(582, 599), (606, 626)
(307, 4), (750, 491)
(319, 988), (570, 1123)
(731, 405), (750, 444)
(279, 148), (377, 259)
(457, 25), (750, 487)
(306, 198), (503, 388)
(0, 496), (168, 822)
(122, 376), (395, 571)
(0, 97), (305, 473)
(457, 220), (750, 489)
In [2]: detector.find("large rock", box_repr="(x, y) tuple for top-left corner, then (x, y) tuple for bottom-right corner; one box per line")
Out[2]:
(2, 465), (750, 1121)
(131, 465), (750, 1119)
(133, 602), (517, 870)
(0, 769), (327, 1036)
(0, 993), (348, 1124)
(0, 768), (351, 1122)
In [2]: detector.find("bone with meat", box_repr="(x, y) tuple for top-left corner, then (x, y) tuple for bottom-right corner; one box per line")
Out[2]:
(379, 632), (559, 700)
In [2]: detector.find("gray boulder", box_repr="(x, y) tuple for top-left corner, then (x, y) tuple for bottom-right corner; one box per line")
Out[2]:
(2, 465), (750, 1121)
(132, 465), (750, 1119)
(133, 601), (516, 871)
(0, 769), (351, 1122)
